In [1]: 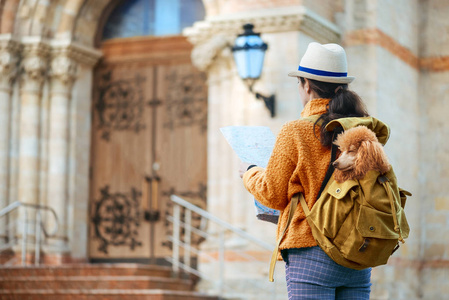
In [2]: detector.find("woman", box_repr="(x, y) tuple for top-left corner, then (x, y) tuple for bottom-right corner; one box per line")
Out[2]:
(240, 42), (372, 299)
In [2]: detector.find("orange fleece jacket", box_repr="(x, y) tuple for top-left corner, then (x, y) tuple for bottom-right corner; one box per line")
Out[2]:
(243, 98), (331, 252)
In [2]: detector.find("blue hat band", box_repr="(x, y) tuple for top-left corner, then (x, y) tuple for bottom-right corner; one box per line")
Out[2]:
(298, 66), (347, 77)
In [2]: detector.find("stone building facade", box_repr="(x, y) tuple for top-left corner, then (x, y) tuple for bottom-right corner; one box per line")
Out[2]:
(0, 0), (448, 299)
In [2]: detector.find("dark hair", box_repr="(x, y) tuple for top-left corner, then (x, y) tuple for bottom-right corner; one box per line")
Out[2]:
(299, 77), (369, 148)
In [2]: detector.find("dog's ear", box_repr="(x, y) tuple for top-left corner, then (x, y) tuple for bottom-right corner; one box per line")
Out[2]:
(354, 141), (370, 179)
(333, 131), (345, 148)
(370, 141), (391, 174)
(354, 140), (391, 178)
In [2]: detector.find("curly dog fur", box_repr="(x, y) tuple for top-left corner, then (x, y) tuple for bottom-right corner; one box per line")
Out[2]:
(333, 126), (391, 183)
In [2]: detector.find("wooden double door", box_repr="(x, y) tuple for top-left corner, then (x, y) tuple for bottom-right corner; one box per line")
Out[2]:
(88, 36), (207, 263)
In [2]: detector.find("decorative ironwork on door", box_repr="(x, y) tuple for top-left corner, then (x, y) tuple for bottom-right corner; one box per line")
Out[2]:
(164, 70), (207, 132)
(94, 71), (147, 141)
(91, 185), (143, 254)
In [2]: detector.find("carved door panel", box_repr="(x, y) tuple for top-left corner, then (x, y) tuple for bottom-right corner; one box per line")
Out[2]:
(89, 37), (207, 263)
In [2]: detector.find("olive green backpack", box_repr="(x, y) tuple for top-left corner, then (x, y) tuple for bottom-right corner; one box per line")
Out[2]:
(269, 117), (411, 282)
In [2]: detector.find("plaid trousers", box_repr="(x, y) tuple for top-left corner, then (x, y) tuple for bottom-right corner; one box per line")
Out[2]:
(281, 246), (372, 300)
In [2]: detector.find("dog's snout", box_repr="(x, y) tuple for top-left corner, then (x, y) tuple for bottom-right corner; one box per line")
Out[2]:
(333, 161), (339, 168)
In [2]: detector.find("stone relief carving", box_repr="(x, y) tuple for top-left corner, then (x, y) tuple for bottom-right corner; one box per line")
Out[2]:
(185, 7), (340, 46)
(52, 42), (102, 67)
(0, 39), (21, 90)
(19, 42), (51, 92)
(22, 56), (47, 79)
(21, 56), (47, 89)
(11, 40), (100, 92)
(190, 34), (232, 71)
(50, 55), (78, 88)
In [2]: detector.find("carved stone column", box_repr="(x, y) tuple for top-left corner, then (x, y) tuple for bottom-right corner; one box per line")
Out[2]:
(47, 41), (101, 260)
(0, 37), (20, 241)
(46, 51), (78, 251)
(18, 41), (49, 207)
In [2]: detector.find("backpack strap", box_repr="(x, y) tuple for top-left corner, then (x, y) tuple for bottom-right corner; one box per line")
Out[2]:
(268, 122), (343, 281)
(298, 193), (310, 216)
(378, 176), (404, 243)
(268, 116), (322, 282)
(268, 193), (300, 282)
(316, 128), (343, 200)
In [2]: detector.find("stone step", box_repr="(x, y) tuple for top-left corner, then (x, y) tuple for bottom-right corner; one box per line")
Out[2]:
(0, 289), (219, 300)
(0, 264), (172, 277)
(0, 275), (193, 290)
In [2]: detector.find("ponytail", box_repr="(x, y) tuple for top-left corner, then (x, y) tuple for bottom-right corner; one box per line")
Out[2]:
(299, 77), (369, 148)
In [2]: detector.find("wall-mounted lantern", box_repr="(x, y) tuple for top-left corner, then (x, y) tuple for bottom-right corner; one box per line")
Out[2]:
(232, 23), (275, 118)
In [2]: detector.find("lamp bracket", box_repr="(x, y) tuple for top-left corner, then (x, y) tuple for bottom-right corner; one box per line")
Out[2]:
(254, 91), (276, 118)
(247, 83), (275, 118)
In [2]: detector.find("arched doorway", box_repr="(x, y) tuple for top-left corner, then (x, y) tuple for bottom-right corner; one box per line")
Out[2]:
(88, 0), (207, 264)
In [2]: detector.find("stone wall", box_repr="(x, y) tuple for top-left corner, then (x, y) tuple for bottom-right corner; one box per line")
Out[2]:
(418, 1), (449, 299)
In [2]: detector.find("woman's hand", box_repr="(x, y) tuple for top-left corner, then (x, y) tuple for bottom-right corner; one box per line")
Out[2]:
(239, 162), (253, 178)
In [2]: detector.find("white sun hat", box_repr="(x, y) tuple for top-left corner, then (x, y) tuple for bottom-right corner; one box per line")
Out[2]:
(288, 42), (355, 84)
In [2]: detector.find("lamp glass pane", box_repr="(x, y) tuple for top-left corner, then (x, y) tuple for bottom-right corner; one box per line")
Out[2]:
(233, 35), (266, 79)
(248, 49), (265, 79)
(233, 51), (249, 79)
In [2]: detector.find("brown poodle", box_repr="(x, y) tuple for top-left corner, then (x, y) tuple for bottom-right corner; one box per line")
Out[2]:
(332, 126), (391, 183)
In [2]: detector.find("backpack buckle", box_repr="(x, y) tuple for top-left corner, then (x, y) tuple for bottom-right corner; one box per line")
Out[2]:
(358, 238), (370, 252)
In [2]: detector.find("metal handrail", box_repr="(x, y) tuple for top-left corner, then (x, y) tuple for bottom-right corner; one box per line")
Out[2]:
(0, 201), (59, 265)
(168, 194), (276, 299)
(171, 195), (273, 250)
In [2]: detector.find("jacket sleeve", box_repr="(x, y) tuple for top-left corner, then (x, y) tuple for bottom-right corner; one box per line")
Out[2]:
(242, 122), (300, 211)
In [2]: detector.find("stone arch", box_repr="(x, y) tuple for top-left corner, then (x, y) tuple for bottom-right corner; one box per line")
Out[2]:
(0, 0), (116, 46)
(0, 0), (209, 46)
(91, 0), (122, 47)
(0, 0), (63, 37)
(26, 0), (57, 36)
(0, 0), (110, 40)
(0, 0), (20, 34)
(56, 0), (92, 38)
(68, 0), (115, 46)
